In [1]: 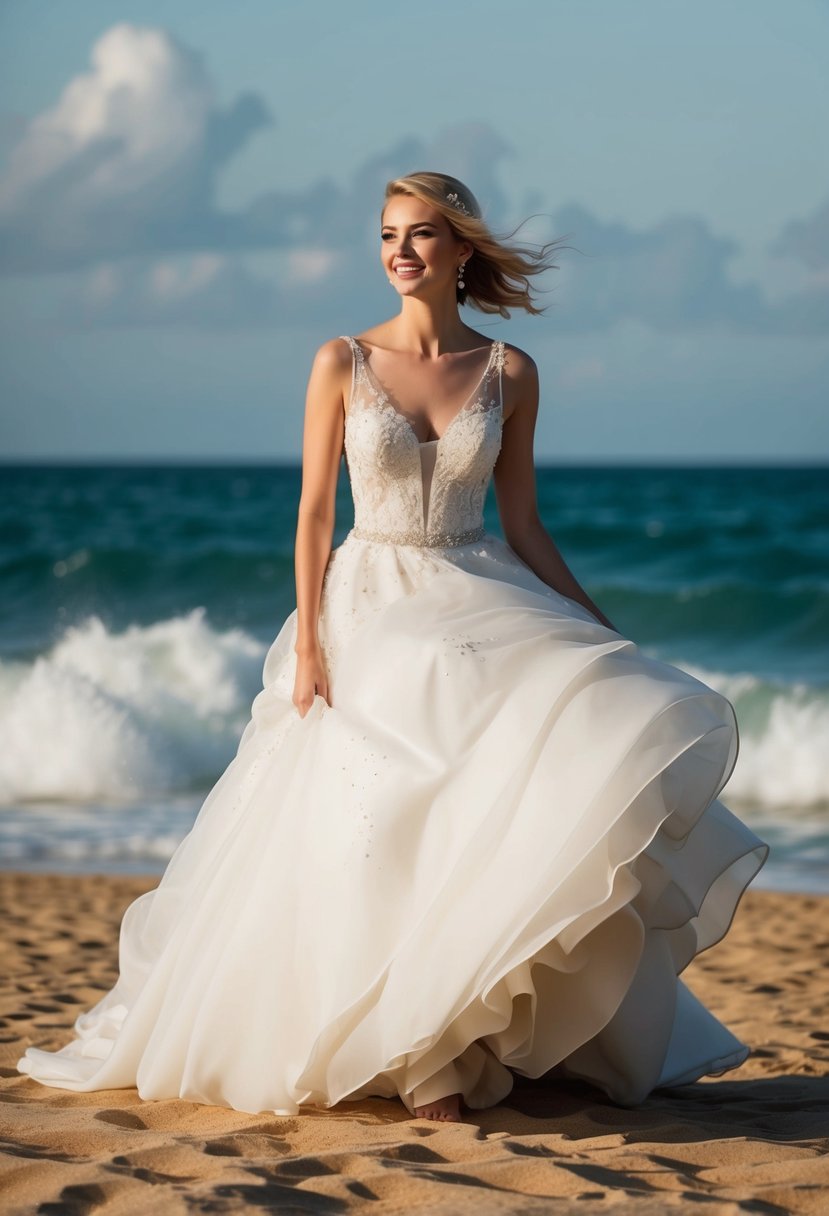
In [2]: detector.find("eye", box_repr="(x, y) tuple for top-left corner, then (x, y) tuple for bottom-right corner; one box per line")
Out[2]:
(381, 230), (433, 240)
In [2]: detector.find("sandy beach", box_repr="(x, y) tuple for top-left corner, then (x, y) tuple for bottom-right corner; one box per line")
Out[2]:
(1, 871), (827, 1214)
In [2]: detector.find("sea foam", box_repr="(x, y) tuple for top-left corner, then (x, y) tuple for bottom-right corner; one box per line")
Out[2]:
(675, 661), (829, 808)
(0, 609), (265, 803)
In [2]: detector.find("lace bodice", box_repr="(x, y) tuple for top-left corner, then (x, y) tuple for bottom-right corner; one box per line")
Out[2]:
(339, 335), (506, 547)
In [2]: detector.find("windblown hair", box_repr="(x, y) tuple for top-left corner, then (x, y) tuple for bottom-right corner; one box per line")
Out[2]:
(382, 171), (570, 318)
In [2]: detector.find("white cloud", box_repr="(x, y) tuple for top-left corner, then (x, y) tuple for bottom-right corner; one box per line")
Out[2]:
(0, 22), (271, 272)
(62, 253), (277, 329)
(1, 23), (825, 340)
(149, 254), (224, 299)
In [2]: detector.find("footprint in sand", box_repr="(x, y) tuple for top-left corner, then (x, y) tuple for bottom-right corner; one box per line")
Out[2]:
(94, 1109), (147, 1130)
(203, 1133), (291, 1157)
(203, 1138), (246, 1157)
(35, 1181), (108, 1215)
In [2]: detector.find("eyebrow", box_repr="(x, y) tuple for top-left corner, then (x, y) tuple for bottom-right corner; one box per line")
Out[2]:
(380, 220), (437, 230)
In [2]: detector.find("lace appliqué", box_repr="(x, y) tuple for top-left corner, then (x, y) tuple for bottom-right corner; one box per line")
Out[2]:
(340, 336), (505, 549)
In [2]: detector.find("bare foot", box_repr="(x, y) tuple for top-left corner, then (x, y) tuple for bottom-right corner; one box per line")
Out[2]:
(413, 1091), (464, 1121)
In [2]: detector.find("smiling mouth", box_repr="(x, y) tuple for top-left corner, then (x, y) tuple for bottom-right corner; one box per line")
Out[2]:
(395, 265), (424, 277)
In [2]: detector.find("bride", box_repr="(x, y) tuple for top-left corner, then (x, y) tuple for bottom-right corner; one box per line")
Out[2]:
(18, 171), (769, 1123)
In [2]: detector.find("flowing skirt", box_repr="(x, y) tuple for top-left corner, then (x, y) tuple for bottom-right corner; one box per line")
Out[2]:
(18, 530), (769, 1115)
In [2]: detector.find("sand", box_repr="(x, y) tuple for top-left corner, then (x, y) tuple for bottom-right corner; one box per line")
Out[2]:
(1, 871), (828, 1214)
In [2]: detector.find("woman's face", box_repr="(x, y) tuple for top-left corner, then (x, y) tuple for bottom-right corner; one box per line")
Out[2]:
(381, 195), (470, 299)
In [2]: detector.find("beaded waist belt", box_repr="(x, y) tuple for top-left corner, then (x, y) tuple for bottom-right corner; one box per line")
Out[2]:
(350, 524), (486, 549)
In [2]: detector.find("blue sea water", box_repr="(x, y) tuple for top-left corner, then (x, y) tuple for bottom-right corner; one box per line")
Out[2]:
(0, 462), (827, 892)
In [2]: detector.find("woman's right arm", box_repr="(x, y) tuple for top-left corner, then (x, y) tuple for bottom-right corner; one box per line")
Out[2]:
(292, 338), (350, 717)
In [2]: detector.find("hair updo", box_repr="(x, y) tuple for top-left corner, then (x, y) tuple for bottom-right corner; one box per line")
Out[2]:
(382, 170), (569, 318)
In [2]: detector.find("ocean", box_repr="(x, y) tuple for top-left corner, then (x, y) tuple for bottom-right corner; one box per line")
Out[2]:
(1, 462), (826, 892)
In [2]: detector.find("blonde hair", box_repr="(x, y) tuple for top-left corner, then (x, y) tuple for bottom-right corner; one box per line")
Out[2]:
(382, 170), (570, 318)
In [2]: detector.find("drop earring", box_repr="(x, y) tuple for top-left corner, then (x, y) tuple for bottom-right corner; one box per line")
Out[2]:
(457, 259), (468, 290)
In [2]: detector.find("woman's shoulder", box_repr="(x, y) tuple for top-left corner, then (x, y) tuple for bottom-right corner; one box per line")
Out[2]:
(313, 329), (388, 362)
(499, 340), (537, 382)
(497, 336), (532, 359)
(495, 342), (539, 426)
(311, 334), (357, 372)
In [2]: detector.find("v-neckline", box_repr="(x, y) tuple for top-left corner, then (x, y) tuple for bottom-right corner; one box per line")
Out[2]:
(354, 338), (500, 446)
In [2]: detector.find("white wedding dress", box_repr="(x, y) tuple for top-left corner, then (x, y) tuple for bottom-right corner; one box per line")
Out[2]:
(18, 335), (769, 1116)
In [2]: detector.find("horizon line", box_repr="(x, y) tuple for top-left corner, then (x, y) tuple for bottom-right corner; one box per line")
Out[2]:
(1, 456), (827, 470)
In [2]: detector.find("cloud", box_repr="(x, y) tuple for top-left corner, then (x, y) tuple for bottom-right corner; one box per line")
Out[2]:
(772, 197), (829, 270)
(59, 247), (369, 331)
(0, 112), (28, 157)
(549, 204), (773, 333)
(58, 195), (827, 337)
(0, 23), (272, 272)
(66, 254), (277, 329)
(0, 23), (514, 279)
(2, 22), (826, 339)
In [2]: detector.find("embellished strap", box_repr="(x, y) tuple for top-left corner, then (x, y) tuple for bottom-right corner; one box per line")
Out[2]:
(339, 335), (362, 363)
(488, 339), (506, 411)
(337, 335), (362, 372)
(338, 335), (365, 411)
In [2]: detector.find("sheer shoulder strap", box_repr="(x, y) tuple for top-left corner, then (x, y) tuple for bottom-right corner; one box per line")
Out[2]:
(492, 340), (507, 411)
(337, 335), (365, 415)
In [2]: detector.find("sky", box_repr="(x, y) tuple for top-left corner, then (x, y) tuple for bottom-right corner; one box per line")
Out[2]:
(0, 0), (827, 463)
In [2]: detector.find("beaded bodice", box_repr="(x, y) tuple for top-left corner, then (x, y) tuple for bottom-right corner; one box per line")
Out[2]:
(340, 335), (506, 548)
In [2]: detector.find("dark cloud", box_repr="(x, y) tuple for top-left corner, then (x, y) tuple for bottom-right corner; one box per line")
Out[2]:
(549, 203), (777, 334)
(0, 111), (28, 156)
(772, 197), (829, 270)
(58, 196), (829, 339)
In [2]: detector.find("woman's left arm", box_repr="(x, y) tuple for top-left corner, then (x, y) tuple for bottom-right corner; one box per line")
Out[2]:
(493, 348), (621, 634)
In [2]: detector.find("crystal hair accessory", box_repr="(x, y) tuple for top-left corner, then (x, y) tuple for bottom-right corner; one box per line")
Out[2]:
(445, 192), (471, 217)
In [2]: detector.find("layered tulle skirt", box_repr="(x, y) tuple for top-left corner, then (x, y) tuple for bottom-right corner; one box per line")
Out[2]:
(17, 529), (768, 1114)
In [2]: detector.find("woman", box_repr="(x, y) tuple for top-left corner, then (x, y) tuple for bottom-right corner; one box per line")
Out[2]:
(18, 171), (769, 1124)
